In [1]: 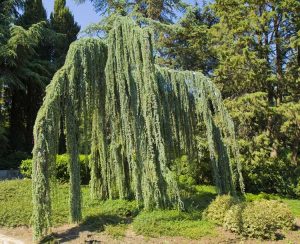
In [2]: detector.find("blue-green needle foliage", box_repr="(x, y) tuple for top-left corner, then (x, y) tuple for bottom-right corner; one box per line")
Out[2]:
(32, 16), (244, 241)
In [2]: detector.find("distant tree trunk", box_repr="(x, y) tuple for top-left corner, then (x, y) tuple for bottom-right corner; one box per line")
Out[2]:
(262, 21), (274, 105)
(25, 83), (43, 152)
(274, 12), (283, 105)
(292, 140), (299, 165)
(58, 114), (66, 154)
(9, 89), (26, 151)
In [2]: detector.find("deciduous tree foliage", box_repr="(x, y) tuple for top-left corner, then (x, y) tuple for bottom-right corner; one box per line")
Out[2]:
(32, 17), (244, 240)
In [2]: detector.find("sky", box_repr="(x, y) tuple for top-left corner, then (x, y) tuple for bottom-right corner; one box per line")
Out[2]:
(42, 0), (100, 31)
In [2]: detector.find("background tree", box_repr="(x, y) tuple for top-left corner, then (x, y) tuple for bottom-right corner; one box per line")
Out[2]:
(157, 5), (218, 74)
(0, 0), (80, 168)
(0, 0), (23, 157)
(75, 0), (185, 21)
(150, 0), (300, 196)
(0, 0), (47, 161)
(208, 0), (300, 195)
(50, 0), (80, 67)
(9, 0), (49, 153)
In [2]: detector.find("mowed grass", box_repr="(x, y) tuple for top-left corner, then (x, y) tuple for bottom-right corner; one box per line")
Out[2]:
(131, 184), (218, 239)
(1, 179), (299, 240)
(0, 179), (138, 229)
(0, 179), (218, 239)
(282, 199), (300, 217)
(132, 210), (216, 239)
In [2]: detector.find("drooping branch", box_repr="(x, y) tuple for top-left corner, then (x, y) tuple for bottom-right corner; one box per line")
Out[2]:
(155, 67), (244, 194)
(32, 38), (107, 240)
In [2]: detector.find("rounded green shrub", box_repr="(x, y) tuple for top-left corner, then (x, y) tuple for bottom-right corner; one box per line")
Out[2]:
(202, 195), (238, 225)
(20, 159), (32, 178)
(241, 200), (294, 239)
(20, 154), (90, 184)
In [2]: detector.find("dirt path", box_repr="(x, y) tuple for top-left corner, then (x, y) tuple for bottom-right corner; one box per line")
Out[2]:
(0, 222), (299, 244)
(0, 233), (24, 244)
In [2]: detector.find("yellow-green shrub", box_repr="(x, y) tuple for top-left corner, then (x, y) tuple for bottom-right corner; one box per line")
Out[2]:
(202, 195), (238, 225)
(241, 200), (294, 239)
(204, 196), (295, 240)
(223, 203), (245, 233)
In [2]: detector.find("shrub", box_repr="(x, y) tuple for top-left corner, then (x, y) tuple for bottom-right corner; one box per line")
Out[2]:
(202, 195), (238, 225)
(172, 154), (213, 188)
(294, 180), (300, 197)
(19, 159), (32, 178)
(225, 94), (299, 197)
(20, 154), (90, 184)
(204, 195), (295, 240)
(240, 200), (294, 239)
(223, 203), (245, 233)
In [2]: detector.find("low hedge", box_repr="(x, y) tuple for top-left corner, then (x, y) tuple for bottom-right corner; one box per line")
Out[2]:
(20, 154), (90, 184)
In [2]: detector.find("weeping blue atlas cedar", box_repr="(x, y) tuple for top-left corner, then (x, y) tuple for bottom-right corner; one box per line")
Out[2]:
(32, 17), (244, 240)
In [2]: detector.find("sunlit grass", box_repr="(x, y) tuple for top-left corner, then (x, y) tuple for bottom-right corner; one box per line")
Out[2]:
(1, 179), (299, 240)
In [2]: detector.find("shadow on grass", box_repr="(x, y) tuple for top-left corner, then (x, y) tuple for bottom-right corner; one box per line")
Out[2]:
(40, 214), (134, 243)
(181, 189), (217, 215)
(40, 187), (216, 243)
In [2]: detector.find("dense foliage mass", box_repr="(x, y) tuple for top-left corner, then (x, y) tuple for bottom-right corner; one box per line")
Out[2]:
(0, 0), (79, 161)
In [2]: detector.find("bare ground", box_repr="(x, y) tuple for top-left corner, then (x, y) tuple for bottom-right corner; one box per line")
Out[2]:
(0, 220), (299, 244)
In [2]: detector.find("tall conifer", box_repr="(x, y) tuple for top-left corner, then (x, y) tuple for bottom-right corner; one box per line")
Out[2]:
(50, 0), (80, 67)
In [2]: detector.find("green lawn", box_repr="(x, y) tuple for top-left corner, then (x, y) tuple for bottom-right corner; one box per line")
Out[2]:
(0, 179), (218, 239)
(282, 199), (300, 217)
(0, 179), (138, 229)
(0, 179), (299, 240)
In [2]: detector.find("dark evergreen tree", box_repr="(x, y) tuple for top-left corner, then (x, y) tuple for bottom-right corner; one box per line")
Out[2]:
(50, 0), (80, 67)
(157, 5), (218, 75)
(18, 0), (46, 28)
(210, 0), (300, 194)
(1, 0), (79, 157)
(7, 0), (49, 152)
(0, 0), (47, 155)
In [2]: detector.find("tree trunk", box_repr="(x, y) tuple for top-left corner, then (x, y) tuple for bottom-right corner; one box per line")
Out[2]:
(274, 12), (283, 105)
(9, 89), (26, 151)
